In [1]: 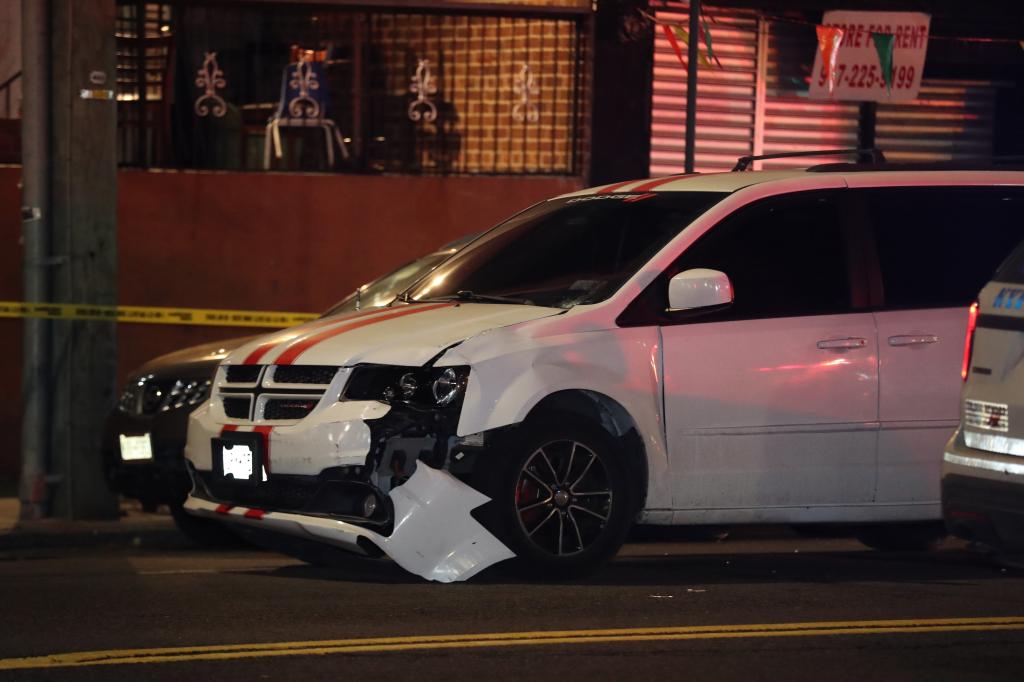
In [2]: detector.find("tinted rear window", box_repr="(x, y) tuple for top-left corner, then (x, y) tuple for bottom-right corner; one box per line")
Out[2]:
(864, 186), (1024, 307)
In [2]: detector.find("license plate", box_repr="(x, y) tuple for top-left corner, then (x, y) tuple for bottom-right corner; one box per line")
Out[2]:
(965, 399), (1009, 432)
(212, 434), (265, 483)
(119, 433), (153, 461)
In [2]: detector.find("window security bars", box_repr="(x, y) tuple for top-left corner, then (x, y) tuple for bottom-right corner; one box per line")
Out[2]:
(115, 2), (589, 177)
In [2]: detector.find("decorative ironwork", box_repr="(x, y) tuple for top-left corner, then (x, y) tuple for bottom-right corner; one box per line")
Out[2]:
(193, 51), (227, 118)
(287, 55), (322, 118)
(407, 58), (438, 122)
(512, 63), (539, 123)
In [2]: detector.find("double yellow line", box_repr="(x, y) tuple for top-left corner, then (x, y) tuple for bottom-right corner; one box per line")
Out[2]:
(3, 616), (1023, 670)
(0, 301), (317, 328)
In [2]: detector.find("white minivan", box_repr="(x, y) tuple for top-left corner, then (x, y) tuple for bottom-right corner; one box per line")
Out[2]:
(944, 238), (1024, 558)
(183, 164), (1024, 581)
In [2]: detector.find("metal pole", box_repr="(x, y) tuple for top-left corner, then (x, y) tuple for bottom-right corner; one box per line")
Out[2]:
(19, 0), (52, 520)
(684, 0), (700, 174)
(858, 101), (877, 161)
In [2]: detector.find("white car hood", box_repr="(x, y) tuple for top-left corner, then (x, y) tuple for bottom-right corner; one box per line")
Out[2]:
(227, 302), (564, 368)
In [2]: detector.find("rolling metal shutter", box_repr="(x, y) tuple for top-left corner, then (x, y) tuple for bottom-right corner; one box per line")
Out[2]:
(761, 18), (859, 168)
(650, 5), (759, 174)
(876, 80), (997, 162)
(650, 4), (1000, 174)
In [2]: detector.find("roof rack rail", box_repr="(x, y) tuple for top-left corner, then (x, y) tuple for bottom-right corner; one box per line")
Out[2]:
(731, 148), (885, 172)
(806, 156), (1024, 173)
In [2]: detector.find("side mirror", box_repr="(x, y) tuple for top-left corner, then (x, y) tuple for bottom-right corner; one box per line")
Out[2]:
(667, 268), (733, 312)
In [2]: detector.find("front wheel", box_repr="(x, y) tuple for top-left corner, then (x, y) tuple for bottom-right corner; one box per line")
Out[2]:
(479, 414), (634, 579)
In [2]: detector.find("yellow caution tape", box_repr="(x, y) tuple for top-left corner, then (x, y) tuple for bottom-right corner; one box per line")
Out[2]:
(0, 301), (318, 328)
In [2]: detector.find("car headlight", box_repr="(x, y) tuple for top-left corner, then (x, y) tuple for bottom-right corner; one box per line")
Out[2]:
(432, 368), (463, 406)
(344, 365), (470, 408)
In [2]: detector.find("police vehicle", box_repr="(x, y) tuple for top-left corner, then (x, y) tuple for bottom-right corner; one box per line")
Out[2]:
(944, 240), (1024, 559)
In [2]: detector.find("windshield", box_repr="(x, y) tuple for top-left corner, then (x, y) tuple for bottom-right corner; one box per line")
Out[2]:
(407, 192), (727, 309)
(322, 249), (455, 317)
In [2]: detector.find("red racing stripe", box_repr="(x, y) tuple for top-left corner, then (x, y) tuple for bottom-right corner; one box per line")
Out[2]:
(221, 424), (238, 434)
(241, 307), (398, 365)
(274, 302), (454, 366)
(243, 508), (265, 520)
(253, 425), (273, 473)
(626, 175), (693, 193)
(242, 339), (288, 366)
(622, 193), (657, 203)
(215, 504), (233, 515)
(595, 179), (641, 194)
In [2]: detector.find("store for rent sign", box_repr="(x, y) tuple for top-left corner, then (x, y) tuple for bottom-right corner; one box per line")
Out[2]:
(809, 11), (931, 102)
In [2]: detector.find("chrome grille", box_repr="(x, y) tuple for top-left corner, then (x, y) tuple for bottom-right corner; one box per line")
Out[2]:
(119, 377), (212, 416)
(215, 365), (339, 422)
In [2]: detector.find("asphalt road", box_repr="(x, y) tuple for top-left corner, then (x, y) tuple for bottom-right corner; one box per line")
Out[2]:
(2, 529), (1023, 681)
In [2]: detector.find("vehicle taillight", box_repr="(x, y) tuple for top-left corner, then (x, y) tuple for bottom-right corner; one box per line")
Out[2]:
(962, 302), (979, 381)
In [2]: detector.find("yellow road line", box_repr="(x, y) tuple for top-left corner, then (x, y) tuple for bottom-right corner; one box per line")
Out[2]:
(2, 617), (1023, 671)
(0, 301), (317, 328)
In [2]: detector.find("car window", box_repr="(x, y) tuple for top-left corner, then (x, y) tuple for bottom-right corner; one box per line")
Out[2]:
(407, 192), (728, 309)
(618, 190), (855, 325)
(863, 186), (1024, 307)
(321, 250), (454, 317)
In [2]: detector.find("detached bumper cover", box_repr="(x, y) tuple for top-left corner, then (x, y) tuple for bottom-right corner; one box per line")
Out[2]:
(186, 463), (514, 582)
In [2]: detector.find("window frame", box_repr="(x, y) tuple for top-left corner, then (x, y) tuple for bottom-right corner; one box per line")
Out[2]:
(851, 185), (1024, 312)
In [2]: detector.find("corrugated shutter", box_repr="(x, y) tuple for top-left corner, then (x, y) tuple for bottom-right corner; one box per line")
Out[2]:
(877, 80), (997, 162)
(761, 19), (860, 169)
(651, 7), (1001, 173)
(650, 5), (759, 175)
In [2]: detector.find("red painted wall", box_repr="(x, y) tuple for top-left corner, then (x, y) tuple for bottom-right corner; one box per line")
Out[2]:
(0, 167), (582, 480)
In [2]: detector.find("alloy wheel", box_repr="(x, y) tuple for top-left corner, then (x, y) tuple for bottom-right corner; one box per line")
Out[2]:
(513, 439), (613, 556)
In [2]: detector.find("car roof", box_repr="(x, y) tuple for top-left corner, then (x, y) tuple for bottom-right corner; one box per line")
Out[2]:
(557, 168), (1024, 198)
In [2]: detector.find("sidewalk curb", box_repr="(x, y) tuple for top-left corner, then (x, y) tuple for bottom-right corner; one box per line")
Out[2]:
(0, 520), (190, 551)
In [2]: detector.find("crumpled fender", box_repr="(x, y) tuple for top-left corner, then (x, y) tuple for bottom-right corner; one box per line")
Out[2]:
(379, 464), (515, 582)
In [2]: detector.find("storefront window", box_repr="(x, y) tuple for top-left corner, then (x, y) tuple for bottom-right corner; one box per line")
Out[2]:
(115, 1), (588, 176)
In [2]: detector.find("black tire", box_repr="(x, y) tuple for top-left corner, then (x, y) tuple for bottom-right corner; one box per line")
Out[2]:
(855, 522), (947, 551)
(477, 413), (634, 579)
(169, 502), (249, 548)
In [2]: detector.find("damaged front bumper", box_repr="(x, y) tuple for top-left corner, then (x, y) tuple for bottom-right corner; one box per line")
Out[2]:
(184, 392), (514, 582)
(186, 463), (513, 582)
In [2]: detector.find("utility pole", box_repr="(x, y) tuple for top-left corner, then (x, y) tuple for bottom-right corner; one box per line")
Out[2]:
(20, 0), (119, 519)
(19, 0), (52, 520)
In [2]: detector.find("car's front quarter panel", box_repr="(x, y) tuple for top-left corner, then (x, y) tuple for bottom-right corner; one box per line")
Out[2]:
(440, 316), (671, 514)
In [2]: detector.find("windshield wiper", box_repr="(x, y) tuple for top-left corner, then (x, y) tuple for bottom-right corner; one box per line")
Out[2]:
(421, 290), (534, 306)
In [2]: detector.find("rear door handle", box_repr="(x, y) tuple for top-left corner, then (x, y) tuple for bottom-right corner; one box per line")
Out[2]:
(888, 334), (939, 347)
(816, 337), (868, 350)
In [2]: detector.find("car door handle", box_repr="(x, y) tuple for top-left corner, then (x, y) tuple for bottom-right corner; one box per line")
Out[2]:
(816, 337), (868, 350)
(888, 334), (939, 347)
